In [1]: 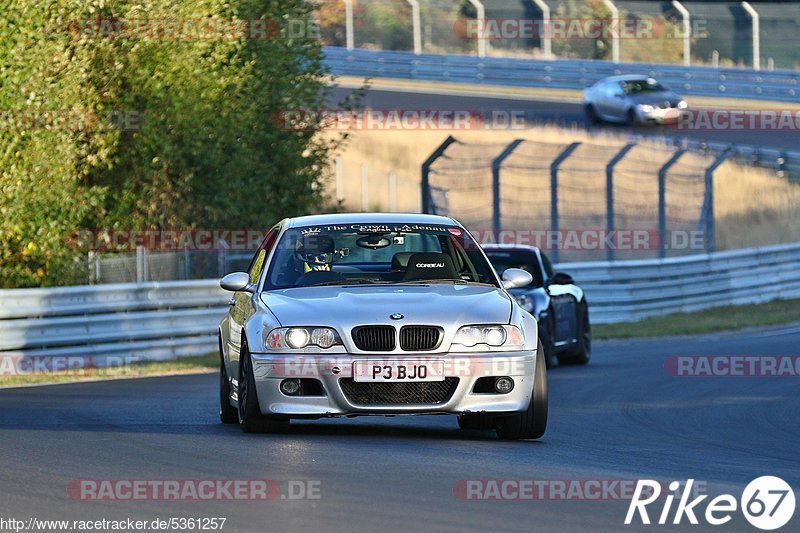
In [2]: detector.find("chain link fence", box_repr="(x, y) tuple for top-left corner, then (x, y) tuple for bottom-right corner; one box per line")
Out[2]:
(422, 135), (729, 262)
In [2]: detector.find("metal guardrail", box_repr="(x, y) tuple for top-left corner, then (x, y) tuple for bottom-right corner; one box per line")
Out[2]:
(0, 281), (228, 366)
(1, 241), (799, 367)
(560, 241), (800, 324)
(325, 46), (800, 182)
(324, 46), (800, 103)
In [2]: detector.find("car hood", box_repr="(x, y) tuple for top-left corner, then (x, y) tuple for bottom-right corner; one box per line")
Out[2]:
(628, 90), (682, 106)
(261, 284), (512, 329)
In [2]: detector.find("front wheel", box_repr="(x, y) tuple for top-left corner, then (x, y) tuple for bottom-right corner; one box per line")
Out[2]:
(496, 339), (548, 440)
(585, 104), (600, 126)
(558, 302), (591, 365)
(237, 338), (290, 434)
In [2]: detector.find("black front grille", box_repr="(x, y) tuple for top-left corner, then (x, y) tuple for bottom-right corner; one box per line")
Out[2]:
(352, 326), (396, 351)
(399, 326), (442, 351)
(339, 378), (459, 405)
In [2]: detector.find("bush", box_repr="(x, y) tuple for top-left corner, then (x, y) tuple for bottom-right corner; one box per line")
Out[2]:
(0, 0), (338, 287)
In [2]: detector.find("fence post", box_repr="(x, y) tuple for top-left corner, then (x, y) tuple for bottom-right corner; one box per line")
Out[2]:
(658, 149), (686, 258)
(601, 0), (620, 63)
(467, 0), (488, 58)
(550, 142), (581, 263)
(343, 0), (354, 50)
(605, 143), (636, 261)
(741, 2), (760, 70)
(491, 140), (524, 238)
(672, 1), (691, 66)
(702, 148), (732, 254)
(531, 0), (552, 60)
(406, 0), (422, 55)
(421, 136), (457, 214)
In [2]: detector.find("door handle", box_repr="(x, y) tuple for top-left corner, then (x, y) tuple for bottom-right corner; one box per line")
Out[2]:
(229, 296), (237, 306)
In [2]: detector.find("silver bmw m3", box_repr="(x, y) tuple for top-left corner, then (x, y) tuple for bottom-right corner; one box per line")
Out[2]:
(218, 213), (547, 439)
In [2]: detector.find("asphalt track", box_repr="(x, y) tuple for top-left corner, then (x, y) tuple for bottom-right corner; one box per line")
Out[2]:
(328, 86), (800, 151)
(2, 324), (799, 532)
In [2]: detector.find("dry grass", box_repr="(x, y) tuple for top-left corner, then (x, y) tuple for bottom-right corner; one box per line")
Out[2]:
(322, 125), (800, 253)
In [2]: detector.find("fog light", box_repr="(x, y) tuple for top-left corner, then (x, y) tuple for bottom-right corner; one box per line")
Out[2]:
(280, 379), (301, 396)
(494, 377), (514, 394)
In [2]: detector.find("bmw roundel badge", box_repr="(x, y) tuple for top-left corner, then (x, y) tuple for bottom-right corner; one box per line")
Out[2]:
(390, 313), (404, 320)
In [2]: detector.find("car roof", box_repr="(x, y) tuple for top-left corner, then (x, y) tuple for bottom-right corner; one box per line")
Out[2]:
(599, 74), (653, 83)
(284, 212), (459, 228)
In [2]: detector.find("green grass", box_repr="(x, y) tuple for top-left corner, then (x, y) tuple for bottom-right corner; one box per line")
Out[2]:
(0, 353), (218, 388)
(593, 298), (800, 339)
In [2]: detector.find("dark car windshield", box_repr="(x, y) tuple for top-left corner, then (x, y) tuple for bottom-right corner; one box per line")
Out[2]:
(620, 78), (667, 95)
(264, 223), (499, 289)
(483, 250), (543, 288)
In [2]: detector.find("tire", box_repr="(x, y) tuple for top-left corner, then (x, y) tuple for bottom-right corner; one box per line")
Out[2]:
(496, 339), (548, 440)
(237, 337), (290, 434)
(458, 413), (499, 431)
(558, 302), (591, 365)
(219, 335), (238, 424)
(585, 104), (600, 126)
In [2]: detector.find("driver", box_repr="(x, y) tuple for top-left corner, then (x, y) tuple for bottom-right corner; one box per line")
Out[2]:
(295, 233), (337, 273)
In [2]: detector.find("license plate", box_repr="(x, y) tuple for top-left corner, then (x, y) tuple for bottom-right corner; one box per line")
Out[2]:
(353, 360), (445, 382)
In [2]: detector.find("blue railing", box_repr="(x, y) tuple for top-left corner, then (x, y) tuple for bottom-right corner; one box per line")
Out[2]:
(324, 46), (800, 103)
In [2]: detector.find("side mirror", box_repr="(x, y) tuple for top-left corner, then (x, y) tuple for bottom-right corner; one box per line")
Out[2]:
(549, 272), (575, 286)
(501, 268), (533, 290)
(220, 272), (253, 292)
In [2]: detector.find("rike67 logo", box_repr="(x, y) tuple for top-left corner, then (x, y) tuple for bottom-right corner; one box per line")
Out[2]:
(626, 477), (795, 530)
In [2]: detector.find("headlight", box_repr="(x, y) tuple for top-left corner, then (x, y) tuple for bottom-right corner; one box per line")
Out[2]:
(677, 100), (688, 109)
(638, 104), (654, 112)
(451, 325), (525, 351)
(266, 327), (341, 350)
(515, 295), (535, 312)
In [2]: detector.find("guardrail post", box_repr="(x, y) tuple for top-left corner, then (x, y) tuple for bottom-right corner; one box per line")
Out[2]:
(467, 0), (488, 58)
(421, 136), (458, 214)
(343, 0), (354, 50)
(406, 0), (422, 55)
(701, 148), (732, 254)
(605, 143), (636, 261)
(741, 2), (760, 70)
(531, 0), (552, 60)
(658, 149), (686, 258)
(672, 1), (691, 66)
(550, 142), (581, 263)
(491, 140), (524, 238)
(601, 0), (620, 63)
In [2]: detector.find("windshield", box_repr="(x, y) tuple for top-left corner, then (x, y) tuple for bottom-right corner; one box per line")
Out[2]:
(620, 78), (667, 95)
(484, 251), (543, 288)
(265, 223), (499, 289)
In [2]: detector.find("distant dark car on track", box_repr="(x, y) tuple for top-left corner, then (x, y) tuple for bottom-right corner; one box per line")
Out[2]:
(482, 244), (591, 367)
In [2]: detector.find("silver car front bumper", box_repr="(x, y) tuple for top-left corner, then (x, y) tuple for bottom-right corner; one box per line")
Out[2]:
(249, 351), (537, 417)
